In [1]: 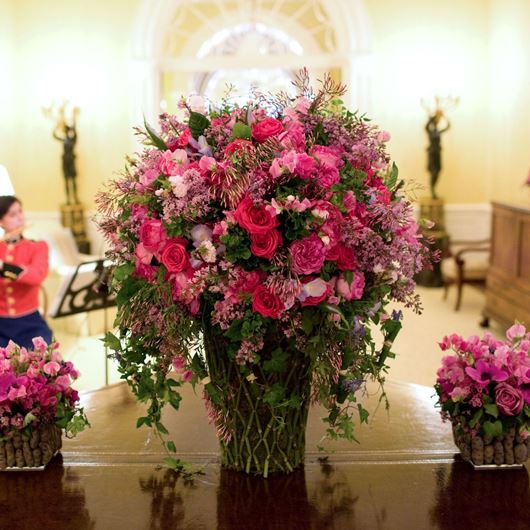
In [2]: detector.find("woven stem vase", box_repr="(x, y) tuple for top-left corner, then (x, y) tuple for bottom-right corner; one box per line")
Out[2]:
(202, 321), (312, 477)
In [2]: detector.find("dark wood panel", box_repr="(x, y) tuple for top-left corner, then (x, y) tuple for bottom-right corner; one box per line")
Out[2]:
(520, 218), (530, 281)
(485, 203), (530, 329)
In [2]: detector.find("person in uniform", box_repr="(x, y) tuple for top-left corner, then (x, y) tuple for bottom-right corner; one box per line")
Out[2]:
(0, 196), (53, 348)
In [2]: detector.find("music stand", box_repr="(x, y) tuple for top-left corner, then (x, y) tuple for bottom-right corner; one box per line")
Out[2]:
(48, 259), (116, 385)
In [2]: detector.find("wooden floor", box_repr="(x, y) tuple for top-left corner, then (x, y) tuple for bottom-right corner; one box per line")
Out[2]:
(1, 381), (529, 529)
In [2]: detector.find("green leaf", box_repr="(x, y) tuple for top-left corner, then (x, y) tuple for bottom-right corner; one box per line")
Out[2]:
(386, 162), (399, 190)
(166, 441), (176, 453)
(113, 262), (134, 282)
(484, 403), (499, 418)
(231, 122), (252, 140)
(263, 348), (289, 373)
(343, 270), (353, 287)
(23, 412), (36, 427)
(357, 404), (369, 424)
(301, 309), (315, 335)
(205, 382), (222, 406)
(103, 332), (122, 352)
(136, 416), (151, 428)
(144, 117), (168, 150)
(263, 383), (285, 406)
(163, 457), (180, 470)
(469, 409), (484, 429)
(169, 391), (182, 411)
(156, 422), (169, 435)
(483, 420), (503, 438)
(188, 111), (210, 139)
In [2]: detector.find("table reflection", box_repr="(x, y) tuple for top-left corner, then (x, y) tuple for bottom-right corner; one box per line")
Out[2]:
(0, 455), (95, 529)
(431, 459), (530, 530)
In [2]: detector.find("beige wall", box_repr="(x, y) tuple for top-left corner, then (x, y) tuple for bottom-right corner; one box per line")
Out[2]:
(0, 0), (16, 182)
(4, 0), (138, 211)
(2, 0), (529, 211)
(367, 0), (491, 203)
(488, 0), (530, 205)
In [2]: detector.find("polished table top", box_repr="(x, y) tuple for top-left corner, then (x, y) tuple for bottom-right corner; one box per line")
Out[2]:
(1, 380), (529, 529)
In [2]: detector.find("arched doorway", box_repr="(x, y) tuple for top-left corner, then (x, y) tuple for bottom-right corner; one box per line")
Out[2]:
(130, 0), (372, 124)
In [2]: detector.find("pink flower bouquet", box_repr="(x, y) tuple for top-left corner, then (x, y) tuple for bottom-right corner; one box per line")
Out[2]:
(435, 324), (530, 466)
(0, 338), (89, 468)
(98, 71), (431, 475)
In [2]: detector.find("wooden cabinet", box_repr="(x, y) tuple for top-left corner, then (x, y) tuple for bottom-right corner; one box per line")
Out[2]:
(484, 202), (530, 329)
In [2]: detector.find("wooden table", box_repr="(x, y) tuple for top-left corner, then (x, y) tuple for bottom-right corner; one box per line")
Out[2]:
(1, 381), (529, 529)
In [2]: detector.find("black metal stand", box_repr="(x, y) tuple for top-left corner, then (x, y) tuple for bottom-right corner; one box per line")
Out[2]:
(48, 259), (116, 385)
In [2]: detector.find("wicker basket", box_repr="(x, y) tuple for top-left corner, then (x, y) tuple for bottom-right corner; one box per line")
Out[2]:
(452, 424), (530, 468)
(0, 424), (62, 470)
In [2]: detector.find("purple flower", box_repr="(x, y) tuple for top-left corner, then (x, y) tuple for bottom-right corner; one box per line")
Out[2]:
(343, 379), (363, 393)
(465, 360), (508, 386)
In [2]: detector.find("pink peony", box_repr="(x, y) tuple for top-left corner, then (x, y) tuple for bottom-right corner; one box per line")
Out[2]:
(290, 233), (326, 275)
(495, 382), (524, 416)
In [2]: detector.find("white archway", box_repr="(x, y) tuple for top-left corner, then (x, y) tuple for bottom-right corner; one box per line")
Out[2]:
(129, 0), (372, 125)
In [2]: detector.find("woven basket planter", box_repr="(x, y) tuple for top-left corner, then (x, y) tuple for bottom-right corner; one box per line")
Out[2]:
(452, 423), (530, 468)
(0, 424), (62, 470)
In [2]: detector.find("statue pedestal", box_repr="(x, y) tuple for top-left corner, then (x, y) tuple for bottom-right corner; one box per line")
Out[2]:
(415, 197), (449, 288)
(60, 203), (91, 254)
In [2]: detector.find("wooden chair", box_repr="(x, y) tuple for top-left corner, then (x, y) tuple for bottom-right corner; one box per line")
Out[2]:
(441, 239), (490, 311)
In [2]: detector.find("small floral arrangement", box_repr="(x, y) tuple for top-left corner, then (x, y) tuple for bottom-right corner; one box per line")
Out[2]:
(435, 324), (530, 440)
(98, 70), (431, 474)
(0, 337), (89, 439)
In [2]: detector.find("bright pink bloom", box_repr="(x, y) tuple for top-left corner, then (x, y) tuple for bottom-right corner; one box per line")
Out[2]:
(465, 360), (509, 386)
(252, 117), (283, 142)
(290, 234), (326, 275)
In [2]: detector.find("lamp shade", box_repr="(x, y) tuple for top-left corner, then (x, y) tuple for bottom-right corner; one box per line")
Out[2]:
(0, 165), (14, 196)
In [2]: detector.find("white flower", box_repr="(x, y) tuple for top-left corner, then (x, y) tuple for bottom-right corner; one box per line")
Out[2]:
(320, 235), (330, 246)
(373, 263), (385, 274)
(188, 94), (206, 113)
(169, 175), (189, 198)
(198, 240), (217, 263)
(311, 208), (329, 220)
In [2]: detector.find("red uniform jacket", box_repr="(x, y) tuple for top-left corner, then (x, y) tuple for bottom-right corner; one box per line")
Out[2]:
(0, 239), (49, 317)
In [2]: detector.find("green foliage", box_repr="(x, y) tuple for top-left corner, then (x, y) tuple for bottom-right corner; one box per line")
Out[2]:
(144, 118), (168, 151)
(188, 111), (210, 139)
(263, 348), (289, 373)
(231, 122), (252, 139)
(483, 420), (503, 438)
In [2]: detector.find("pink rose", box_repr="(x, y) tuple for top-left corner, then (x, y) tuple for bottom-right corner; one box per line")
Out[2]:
(252, 118), (284, 142)
(336, 272), (365, 301)
(234, 196), (279, 235)
(250, 230), (282, 259)
(161, 238), (189, 273)
(252, 285), (284, 319)
(294, 153), (316, 179)
(290, 233), (326, 275)
(495, 382), (524, 416)
(55, 375), (71, 391)
(139, 219), (167, 254)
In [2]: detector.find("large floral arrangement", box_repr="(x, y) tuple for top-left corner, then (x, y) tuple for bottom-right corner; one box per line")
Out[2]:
(0, 338), (89, 439)
(98, 72), (430, 475)
(435, 324), (530, 465)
